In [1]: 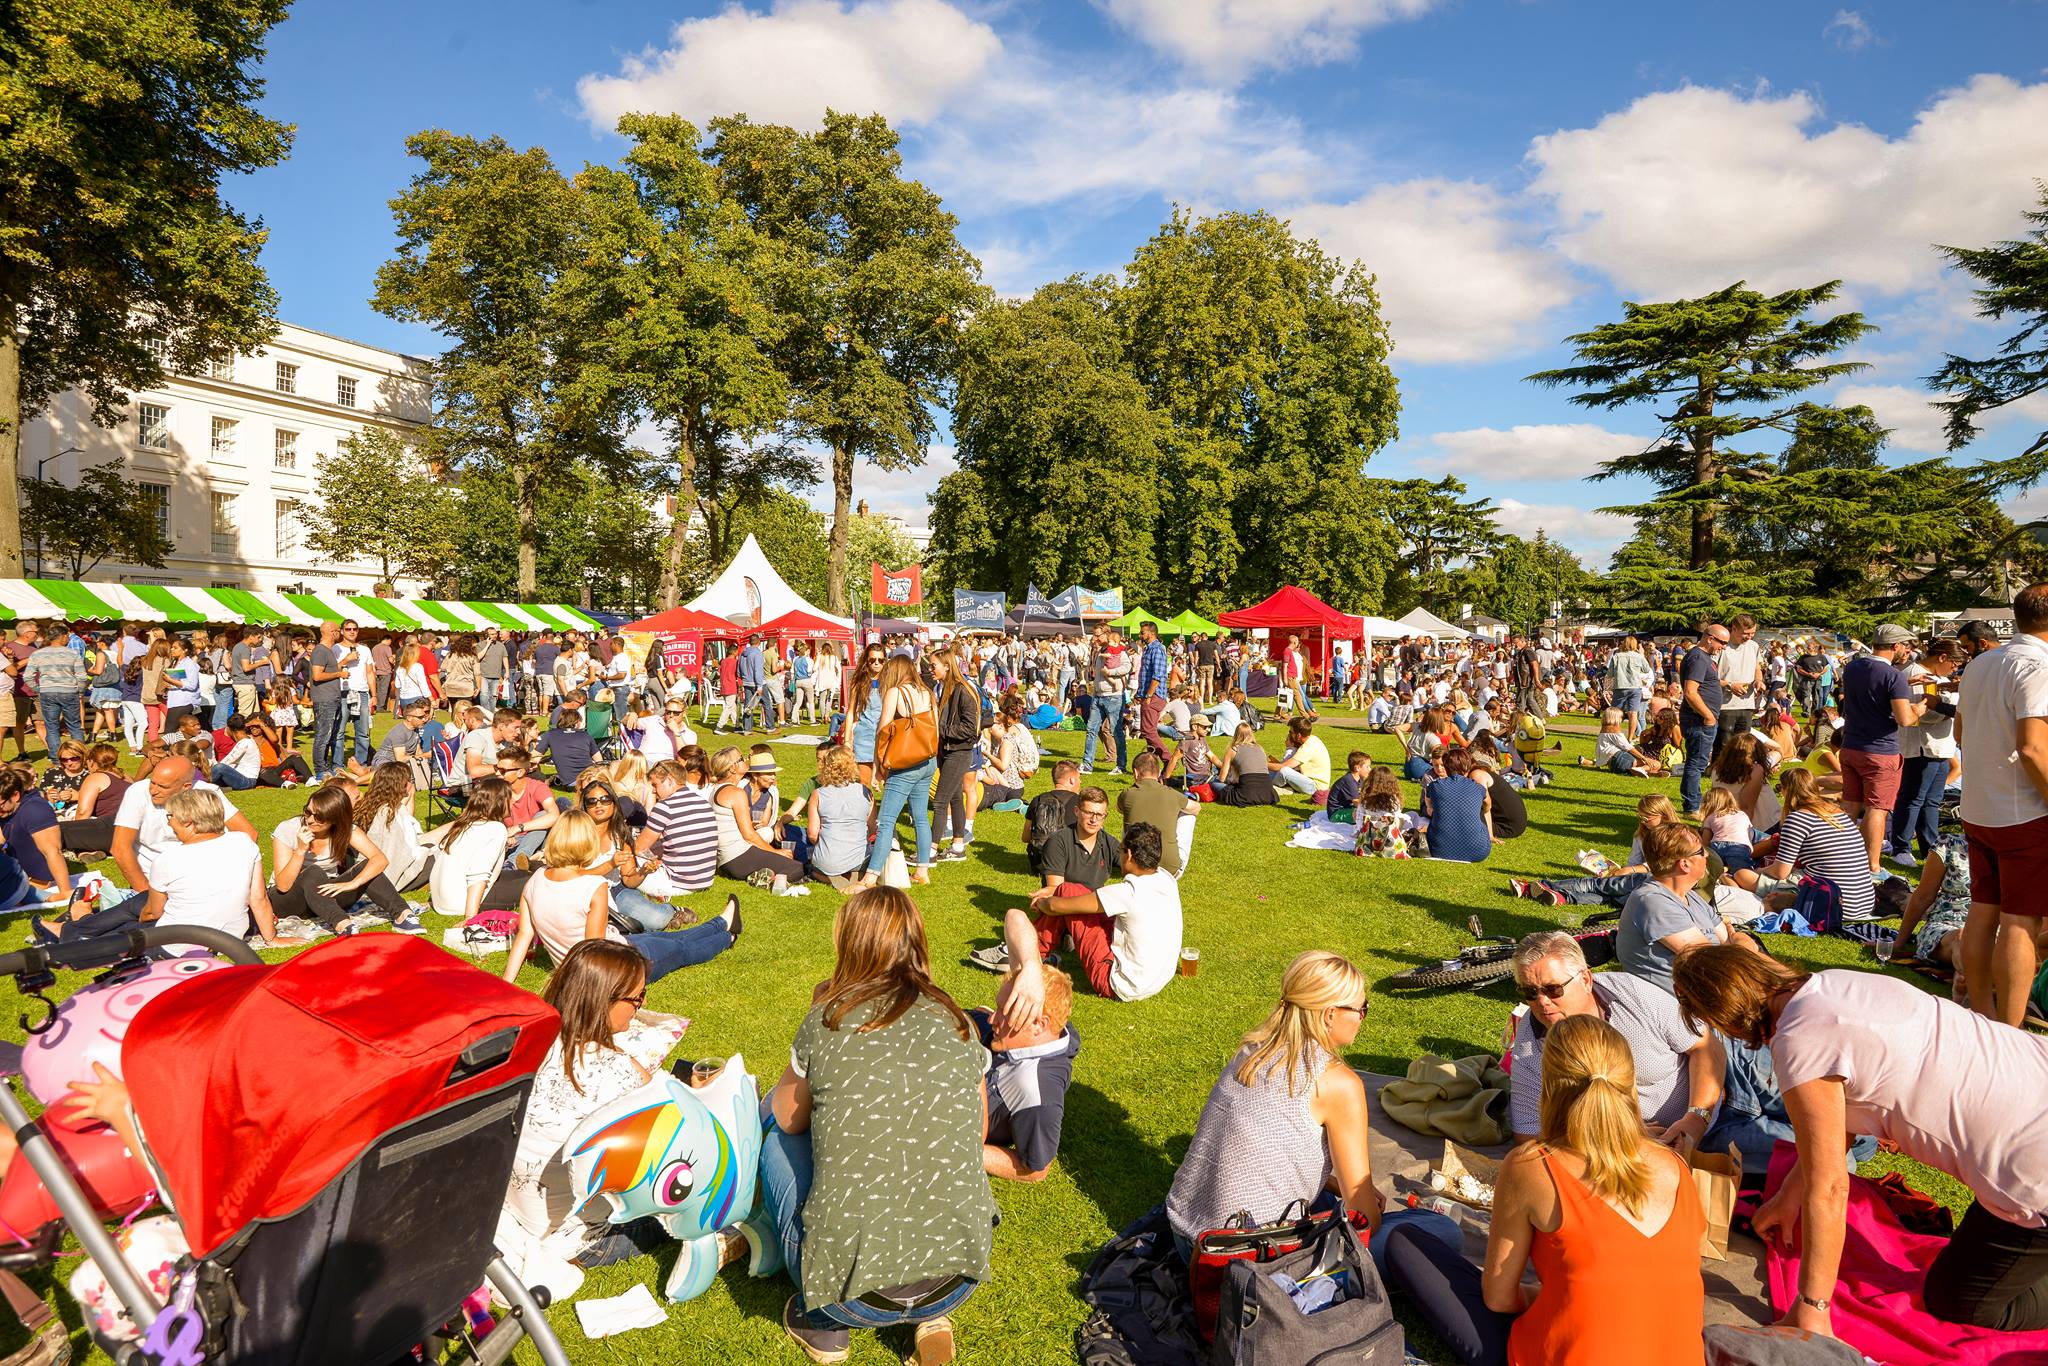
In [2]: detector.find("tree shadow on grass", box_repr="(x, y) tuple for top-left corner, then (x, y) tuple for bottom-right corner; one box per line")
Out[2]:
(1056, 1082), (1183, 1275)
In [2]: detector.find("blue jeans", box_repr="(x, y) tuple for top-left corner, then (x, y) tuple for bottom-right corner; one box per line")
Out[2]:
(208, 691), (233, 729)
(611, 882), (677, 932)
(312, 697), (345, 777)
(343, 690), (373, 765)
(1403, 755), (1433, 782)
(760, 1118), (979, 1330)
(211, 763), (259, 790)
(1890, 755), (1948, 856)
(1545, 871), (1648, 908)
(624, 918), (732, 984)
(37, 693), (85, 746)
(1679, 720), (1717, 814)
(742, 684), (778, 732)
(1274, 767), (1317, 795)
(1084, 694), (1126, 770)
(867, 756), (936, 873)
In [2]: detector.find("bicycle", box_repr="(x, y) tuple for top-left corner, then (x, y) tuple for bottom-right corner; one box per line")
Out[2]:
(1380, 910), (1622, 992)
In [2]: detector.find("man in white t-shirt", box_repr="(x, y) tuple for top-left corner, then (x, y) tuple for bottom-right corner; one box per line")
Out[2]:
(1006, 822), (1183, 1002)
(39, 755), (252, 942)
(146, 788), (293, 943)
(1712, 613), (1762, 762)
(1958, 581), (2048, 1026)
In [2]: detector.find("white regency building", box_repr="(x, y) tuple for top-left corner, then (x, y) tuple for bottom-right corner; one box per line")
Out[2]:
(18, 321), (433, 596)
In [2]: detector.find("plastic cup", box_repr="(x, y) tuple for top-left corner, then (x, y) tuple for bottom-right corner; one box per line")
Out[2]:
(690, 1058), (723, 1088)
(1180, 947), (1200, 978)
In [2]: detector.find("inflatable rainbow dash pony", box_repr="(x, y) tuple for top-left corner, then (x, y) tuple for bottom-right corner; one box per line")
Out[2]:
(564, 1054), (780, 1302)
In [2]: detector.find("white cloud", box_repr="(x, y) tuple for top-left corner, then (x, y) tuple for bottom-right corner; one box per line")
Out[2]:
(1491, 499), (1635, 558)
(1419, 423), (1650, 479)
(812, 444), (953, 531)
(1825, 10), (1876, 49)
(1833, 383), (1950, 451)
(1098, 0), (1438, 81)
(1527, 75), (2048, 301)
(577, 0), (1000, 130)
(1288, 180), (1578, 362)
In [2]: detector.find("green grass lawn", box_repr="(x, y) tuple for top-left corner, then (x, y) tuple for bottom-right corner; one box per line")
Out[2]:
(0, 705), (1961, 1363)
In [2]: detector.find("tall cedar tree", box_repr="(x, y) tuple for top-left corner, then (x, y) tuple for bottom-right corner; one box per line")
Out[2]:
(373, 133), (633, 596)
(1933, 184), (2048, 470)
(0, 0), (293, 572)
(577, 115), (793, 608)
(708, 113), (983, 615)
(1528, 282), (1870, 568)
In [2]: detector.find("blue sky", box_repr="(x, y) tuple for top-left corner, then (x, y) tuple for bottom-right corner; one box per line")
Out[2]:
(232, 0), (2048, 564)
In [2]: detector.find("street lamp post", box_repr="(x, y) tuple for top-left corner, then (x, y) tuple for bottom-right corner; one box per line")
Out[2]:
(30, 447), (81, 578)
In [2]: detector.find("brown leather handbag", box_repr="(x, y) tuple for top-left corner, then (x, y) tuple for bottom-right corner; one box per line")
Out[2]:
(876, 689), (938, 771)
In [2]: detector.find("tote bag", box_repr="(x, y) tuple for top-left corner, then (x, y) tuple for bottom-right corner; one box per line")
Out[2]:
(877, 690), (939, 771)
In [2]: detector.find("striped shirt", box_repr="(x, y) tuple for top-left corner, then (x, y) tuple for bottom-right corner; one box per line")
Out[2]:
(645, 787), (718, 892)
(1777, 808), (1875, 920)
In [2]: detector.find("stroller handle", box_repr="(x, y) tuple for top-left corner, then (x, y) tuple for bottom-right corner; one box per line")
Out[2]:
(0, 924), (263, 981)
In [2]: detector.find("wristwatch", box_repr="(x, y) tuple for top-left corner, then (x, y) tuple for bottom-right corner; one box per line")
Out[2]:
(1686, 1105), (1713, 1124)
(1798, 1294), (1831, 1313)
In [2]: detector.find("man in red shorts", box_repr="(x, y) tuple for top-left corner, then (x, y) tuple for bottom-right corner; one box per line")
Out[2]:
(1959, 583), (2048, 1027)
(1838, 624), (1928, 876)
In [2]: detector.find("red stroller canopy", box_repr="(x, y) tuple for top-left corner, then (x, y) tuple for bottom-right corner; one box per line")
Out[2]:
(123, 937), (559, 1258)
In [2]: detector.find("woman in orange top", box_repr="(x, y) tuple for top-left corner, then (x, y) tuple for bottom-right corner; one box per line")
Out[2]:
(1381, 1013), (1706, 1365)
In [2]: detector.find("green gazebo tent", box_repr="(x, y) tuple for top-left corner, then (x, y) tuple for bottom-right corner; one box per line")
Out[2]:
(1162, 608), (1222, 636)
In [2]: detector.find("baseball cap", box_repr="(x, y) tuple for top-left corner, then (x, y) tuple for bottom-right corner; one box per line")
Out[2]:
(1872, 624), (1916, 648)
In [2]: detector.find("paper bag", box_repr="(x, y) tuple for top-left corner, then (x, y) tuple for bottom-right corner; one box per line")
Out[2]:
(1429, 1141), (1503, 1210)
(1690, 1145), (1740, 1260)
(881, 847), (912, 890)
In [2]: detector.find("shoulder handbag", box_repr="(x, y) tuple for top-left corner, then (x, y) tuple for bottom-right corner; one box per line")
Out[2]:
(877, 690), (938, 771)
(1208, 1201), (1404, 1365)
(1191, 1200), (1371, 1346)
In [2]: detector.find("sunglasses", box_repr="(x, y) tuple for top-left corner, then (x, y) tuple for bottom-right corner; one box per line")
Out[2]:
(1518, 979), (1578, 1002)
(615, 991), (646, 1008)
(1333, 1000), (1369, 1016)
(584, 795), (615, 807)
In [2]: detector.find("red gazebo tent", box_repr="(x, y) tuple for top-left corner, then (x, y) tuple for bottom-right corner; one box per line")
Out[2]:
(758, 609), (857, 647)
(618, 605), (742, 680)
(1219, 586), (1362, 688)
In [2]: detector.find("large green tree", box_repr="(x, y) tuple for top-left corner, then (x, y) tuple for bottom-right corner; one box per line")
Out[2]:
(302, 428), (462, 592)
(453, 457), (666, 608)
(1933, 183), (2048, 474)
(373, 132), (633, 596)
(1118, 209), (1400, 610)
(0, 0), (294, 573)
(930, 277), (1165, 603)
(1369, 476), (1500, 614)
(709, 112), (983, 614)
(1455, 530), (1589, 633)
(1529, 282), (1870, 568)
(19, 461), (175, 578)
(577, 114), (792, 608)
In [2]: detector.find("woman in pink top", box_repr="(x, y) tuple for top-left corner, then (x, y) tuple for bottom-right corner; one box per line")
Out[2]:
(1676, 945), (2048, 1336)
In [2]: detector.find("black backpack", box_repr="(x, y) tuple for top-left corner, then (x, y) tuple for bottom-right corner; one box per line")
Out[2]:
(1075, 1205), (1205, 1366)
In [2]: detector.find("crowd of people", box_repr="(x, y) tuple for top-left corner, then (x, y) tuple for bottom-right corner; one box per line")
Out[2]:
(4, 590), (2046, 1366)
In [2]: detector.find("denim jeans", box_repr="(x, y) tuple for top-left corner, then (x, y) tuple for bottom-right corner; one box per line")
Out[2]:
(208, 690), (233, 730)
(313, 697), (345, 777)
(37, 693), (86, 746)
(866, 755), (936, 872)
(610, 882), (677, 932)
(1679, 720), (1717, 814)
(211, 763), (260, 791)
(760, 1117), (979, 1330)
(624, 918), (733, 984)
(1890, 755), (1949, 856)
(1545, 871), (1648, 908)
(1274, 767), (1318, 795)
(1083, 694), (1126, 770)
(341, 690), (373, 766)
(742, 684), (778, 732)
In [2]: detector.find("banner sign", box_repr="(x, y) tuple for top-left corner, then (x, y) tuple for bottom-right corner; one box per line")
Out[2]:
(657, 633), (701, 678)
(1049, 587), (1081, 619)
(1023, 584), (1057, 620)
(953, 589), (1007, 631)
(871, 563), (922, 608)
(1076, 586), (1123, 616)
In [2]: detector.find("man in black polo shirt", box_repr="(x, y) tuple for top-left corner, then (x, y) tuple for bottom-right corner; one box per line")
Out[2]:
(1037, 785), (1119, 890)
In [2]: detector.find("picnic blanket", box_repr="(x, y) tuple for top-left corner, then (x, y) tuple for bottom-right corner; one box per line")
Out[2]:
(1285, 812), (1357, 852)
(1364, 1073), (1773, 1328)
(1378, 1054), (1512, 1146)
(1762, 1144), (2048, 1364)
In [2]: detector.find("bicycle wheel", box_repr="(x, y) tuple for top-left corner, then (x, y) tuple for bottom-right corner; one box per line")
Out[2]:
(1384, 946), (1519, 990)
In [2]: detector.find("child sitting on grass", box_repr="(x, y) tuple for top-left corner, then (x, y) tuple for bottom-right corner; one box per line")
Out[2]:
(1698, 784), (1756, 871)
(1326, 751), (1371, 823)
(1354, 767), (1413, 859)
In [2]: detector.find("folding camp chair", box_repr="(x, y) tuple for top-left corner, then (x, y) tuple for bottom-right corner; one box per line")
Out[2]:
(425, 736), (466, 826)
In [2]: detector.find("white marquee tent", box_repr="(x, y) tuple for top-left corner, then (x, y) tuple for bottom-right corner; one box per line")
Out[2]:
(685, 534), (852, 629)
(1396, 606), (1471, 639)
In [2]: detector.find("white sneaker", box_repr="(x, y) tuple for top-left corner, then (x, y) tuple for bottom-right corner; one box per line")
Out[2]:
(1890, 849), (1919, 870)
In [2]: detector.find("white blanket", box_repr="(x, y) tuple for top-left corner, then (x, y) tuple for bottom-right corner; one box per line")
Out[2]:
(1286, 813), (1358, 853)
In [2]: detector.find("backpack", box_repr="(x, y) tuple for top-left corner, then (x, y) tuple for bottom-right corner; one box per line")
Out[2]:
(1074, 1205), (1204, 1366)
(1791, 874), (1844, 936)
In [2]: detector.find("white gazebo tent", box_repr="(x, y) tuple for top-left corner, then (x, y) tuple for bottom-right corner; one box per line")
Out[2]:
(686, 533), (852, 630)
(1396, 606), (1471, 639)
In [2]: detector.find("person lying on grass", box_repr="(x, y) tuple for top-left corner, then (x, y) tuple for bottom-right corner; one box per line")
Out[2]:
(965, 918), (1080, 1183)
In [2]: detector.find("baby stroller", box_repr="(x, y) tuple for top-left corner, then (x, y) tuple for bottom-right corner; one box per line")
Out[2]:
(0, 928), (571, 1366)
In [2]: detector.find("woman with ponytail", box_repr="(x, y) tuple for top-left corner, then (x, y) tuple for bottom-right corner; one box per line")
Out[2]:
(1381, 1014), (1706, 1365)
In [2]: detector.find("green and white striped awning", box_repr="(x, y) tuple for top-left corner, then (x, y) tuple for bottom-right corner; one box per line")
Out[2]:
(0, 579), (604, 634)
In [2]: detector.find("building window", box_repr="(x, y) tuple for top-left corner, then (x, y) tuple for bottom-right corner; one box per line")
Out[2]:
(336, 375), (357, 408)
(274, 428), (298, 469)
(210, 416), (238, 459)
(205, 355), (234, 381)
(137, 483), (169, 539)
(138, 403), (170, 451)
(143, 337), (171, 367)
(275, 498), (302, 557)
(275, 361), (298, 394)
(211, 491), (238, 557)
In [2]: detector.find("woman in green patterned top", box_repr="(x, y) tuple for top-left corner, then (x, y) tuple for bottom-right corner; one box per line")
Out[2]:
(763, 887), (996, 1365)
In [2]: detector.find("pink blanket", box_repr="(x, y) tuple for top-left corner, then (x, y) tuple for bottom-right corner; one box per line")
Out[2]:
(1763, 1146), (2048, 1365)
